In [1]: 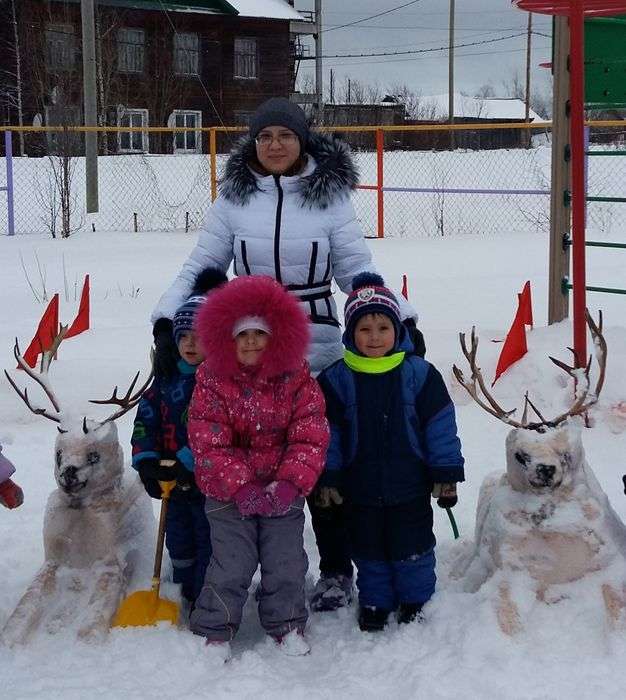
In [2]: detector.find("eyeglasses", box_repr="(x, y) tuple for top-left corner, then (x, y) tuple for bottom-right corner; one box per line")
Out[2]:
(255, 132), (299, 147)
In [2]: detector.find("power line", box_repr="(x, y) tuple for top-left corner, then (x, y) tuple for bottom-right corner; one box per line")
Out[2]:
(323, 44), (552, 68)
(301, 32), (528, 61)
(322, 0), (425, 34)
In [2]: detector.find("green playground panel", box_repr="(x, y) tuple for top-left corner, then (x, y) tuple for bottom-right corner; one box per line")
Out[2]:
(585, 16), (626, 109)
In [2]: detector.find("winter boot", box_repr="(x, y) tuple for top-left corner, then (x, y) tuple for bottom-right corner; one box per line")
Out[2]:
(310, 574), (354, 612)
(358, 606), (390, 632)
(204, 639), (232, 663)
(396, 603), (424, 625)
(273, 629), (311, 656)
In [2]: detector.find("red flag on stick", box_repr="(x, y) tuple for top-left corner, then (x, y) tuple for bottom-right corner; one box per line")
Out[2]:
(518, 280), (534, 328)
(65, 275), (90, 339)
(492, 304), (528, 385)
(401, 274), (409, 300)
(20, 294), (59, 369)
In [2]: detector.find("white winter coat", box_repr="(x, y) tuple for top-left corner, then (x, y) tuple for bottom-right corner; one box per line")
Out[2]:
(152, 133), (415, 374)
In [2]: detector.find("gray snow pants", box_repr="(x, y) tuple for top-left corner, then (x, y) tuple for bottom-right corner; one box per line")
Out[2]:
(190, 496), (308, 642)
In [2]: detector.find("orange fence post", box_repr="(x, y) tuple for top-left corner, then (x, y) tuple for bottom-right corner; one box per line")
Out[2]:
(209, 128), (218, 202)
(376, 128), (384, 238)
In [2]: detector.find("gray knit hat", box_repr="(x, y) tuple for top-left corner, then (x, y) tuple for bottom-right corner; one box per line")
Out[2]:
(249, 97), (309, 147)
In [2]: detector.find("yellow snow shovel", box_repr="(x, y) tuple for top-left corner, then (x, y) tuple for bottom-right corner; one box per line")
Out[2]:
(112, 461), (180, 628)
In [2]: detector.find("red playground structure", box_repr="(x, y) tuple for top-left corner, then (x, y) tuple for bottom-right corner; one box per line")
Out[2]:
(513, 1), (626, 365)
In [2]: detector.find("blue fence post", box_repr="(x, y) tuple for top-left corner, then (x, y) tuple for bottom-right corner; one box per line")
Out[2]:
(4, 130), (15, 236)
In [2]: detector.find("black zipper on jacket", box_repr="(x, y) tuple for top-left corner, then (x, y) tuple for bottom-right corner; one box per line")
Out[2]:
(273, 175), (284, 283)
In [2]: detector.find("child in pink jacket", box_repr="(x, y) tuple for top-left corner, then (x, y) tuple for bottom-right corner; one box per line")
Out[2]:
(0, 443), (24, 509)
(188, 275), (329, 660)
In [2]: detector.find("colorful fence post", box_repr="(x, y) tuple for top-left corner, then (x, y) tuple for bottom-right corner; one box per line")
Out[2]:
(209, 128), (218, 203)
(3, 130), (15, 236)
(376, 128), (385, 238)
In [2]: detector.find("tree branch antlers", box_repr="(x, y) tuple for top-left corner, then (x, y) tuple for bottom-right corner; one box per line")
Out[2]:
(452, 310), (606, 433)
(5, 328), (153, 427)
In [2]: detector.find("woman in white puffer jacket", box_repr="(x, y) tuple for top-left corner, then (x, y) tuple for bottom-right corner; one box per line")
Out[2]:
(152, 98), (420, 612)
(152, 98), (417, 376)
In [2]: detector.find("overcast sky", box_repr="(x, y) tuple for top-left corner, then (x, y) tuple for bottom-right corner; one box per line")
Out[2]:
(296, 0), (553, 99)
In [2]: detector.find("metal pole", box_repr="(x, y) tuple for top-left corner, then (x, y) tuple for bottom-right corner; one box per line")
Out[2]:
(448, 0), (455, 149)
(569, 2), (587, 366)
(315, 0), (323, 122)
(81, 0), (99, 213)
(376, 129), (384, 238)
(548, 16), (570, 325)
(5, 131), (15, 236)
(524, 12), (533, 148)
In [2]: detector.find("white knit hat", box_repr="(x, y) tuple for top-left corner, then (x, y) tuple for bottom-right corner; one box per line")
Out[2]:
(232, 315), (271, 338)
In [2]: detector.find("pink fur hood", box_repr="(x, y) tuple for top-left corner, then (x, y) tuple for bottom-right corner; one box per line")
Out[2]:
(195, 275), (310, 379)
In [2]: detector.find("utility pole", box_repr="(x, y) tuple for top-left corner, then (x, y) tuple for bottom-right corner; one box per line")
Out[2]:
(524, 12), (533, 147)
(448, 0), (455, 149)
(314, 0), (323, 123)
(81, 0), (99, 213)
(330, 68), (335, 104)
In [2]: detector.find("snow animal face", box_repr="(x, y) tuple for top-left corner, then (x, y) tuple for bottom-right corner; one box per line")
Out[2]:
(504, 426), (584, 492)
(54, 421), (123, 500)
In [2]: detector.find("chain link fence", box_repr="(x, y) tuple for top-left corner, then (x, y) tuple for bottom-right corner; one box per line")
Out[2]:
(1, 123), (625, 239)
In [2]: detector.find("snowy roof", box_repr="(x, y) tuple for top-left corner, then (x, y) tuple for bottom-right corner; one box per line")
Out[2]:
(227, 0), (304, 20)
(420, 93), (543, 121)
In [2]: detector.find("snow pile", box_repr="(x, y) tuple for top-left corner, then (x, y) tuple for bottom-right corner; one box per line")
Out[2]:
(453, 425), (626, 635)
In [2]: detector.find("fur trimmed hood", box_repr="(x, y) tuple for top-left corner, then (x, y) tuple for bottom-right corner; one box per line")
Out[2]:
(219, 131), (359, 209)
(195, 276), (310, 379)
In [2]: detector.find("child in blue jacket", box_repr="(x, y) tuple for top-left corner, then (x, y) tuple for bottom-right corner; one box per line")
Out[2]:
(317, 273), (464, 631)
(131, 268), (227, 605)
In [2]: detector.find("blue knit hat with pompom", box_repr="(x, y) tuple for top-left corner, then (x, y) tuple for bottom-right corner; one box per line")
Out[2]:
(344, 272), (401, 344)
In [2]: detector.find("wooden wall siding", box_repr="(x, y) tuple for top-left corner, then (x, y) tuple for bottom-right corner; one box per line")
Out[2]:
(0, 1), (293, 154)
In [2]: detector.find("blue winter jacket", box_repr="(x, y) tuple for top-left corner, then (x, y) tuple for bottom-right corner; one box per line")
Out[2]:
(131, 359), (197, 477)
(317, 349), (464, 507)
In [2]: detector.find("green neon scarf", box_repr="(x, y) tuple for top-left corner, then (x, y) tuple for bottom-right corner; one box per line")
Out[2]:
(343, 349), (405, 374)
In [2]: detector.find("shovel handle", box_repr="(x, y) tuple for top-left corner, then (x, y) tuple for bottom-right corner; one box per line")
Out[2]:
(151, 461), (177, 594)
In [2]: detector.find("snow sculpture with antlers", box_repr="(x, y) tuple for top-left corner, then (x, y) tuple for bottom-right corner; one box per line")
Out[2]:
(1, 328), (155, 645)
(451, 311), (626, 635)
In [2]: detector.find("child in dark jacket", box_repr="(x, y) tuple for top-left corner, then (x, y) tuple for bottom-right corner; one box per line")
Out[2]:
(0, 443), (23, 509)
(188, 275), (329, 660)
(131, 268), (227, 604)
(317, 272), (464, 632)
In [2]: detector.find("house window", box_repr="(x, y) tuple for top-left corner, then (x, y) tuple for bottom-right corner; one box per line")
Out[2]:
(174, 33), (199, 76)
(117, 108), (149, 153)
(118, 28), (145, 73)
(45, 24), (75, 71)
(171, 110), (202, 153)
(234, 38), (258, 79)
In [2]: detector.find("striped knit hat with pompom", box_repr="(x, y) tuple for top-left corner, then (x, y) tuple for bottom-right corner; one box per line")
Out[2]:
(344, 272), (401, 341)
(172, 267), (228, 345)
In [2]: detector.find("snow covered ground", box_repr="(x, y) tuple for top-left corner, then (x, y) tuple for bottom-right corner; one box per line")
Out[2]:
(1, 227), (626, 698)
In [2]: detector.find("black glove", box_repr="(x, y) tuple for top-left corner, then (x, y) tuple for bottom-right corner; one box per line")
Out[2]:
(174, 461), (196, 491)
(432, 483), (458, 509)
(403, 317), (426, 358)
(623, 475), (626, 495)
(152, 318), (179, 379)
(137, 457), (178, 482)
(139, 473), (163, 500)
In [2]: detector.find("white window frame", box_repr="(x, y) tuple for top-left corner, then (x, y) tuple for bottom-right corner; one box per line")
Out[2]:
(174, 32), (199, 76)
(118, 28), (145, 74)
(117, 108), (149, 153)
(234, 37), (258, 80)
(45, 24), (75, 71)
(170, 110), (202, 153)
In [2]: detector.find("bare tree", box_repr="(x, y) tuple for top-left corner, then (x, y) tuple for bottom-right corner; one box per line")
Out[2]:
(475, 82), (496, 100)
(0, 0), (25, 154)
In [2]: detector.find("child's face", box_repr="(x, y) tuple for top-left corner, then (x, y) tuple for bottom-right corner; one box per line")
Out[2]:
(177, 331), (205, 366)
(235, 329), (270, 366)
(354, 313), (396, 358)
